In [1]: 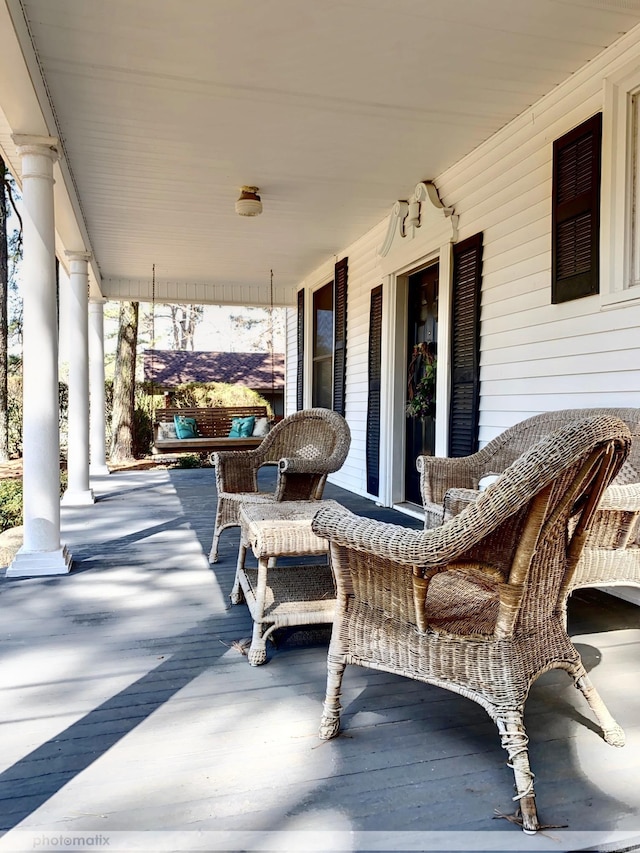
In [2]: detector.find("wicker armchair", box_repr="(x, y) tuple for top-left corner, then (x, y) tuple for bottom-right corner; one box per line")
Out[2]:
(312, 416), (631, 834)
(208, 408), (351, 562)
(418, 408), (640, 600)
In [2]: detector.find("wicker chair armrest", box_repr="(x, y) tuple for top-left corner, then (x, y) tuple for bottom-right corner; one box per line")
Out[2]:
(212, 448), (262, 493)
(443, 487), (481, 521)
(312, 504), (483, 569)
(416, 454), (482, 504)
(278, 456), (336, 475)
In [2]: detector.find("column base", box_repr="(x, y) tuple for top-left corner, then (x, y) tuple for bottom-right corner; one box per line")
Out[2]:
(61, 488), (95, 506)
(90, 464), (110, 476)
(6, 544), (72, 577)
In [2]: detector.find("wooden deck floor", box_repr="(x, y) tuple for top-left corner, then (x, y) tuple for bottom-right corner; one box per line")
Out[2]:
(0, 467), (639, 853)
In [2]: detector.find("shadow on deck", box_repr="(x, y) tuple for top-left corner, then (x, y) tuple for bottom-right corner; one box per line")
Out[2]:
(0, 467), (638, 852)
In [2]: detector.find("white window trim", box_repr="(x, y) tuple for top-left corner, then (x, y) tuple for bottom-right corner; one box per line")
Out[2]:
(601, 62), (640, 308)
(310, 278), (334, 410)
(300, 259), (335, 409)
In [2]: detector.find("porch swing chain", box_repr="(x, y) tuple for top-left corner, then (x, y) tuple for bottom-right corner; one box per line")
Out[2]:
(150, 263), (156, 423)
(270, 269), (275, 421)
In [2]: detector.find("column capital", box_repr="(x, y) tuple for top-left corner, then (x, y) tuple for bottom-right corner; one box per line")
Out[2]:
(89, 297), (108, 306)
(65, 250), (92, 265)
(11, 134), (59, 161)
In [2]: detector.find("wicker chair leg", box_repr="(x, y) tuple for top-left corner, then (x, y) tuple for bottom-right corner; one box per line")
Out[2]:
(497, 713), (540, 834)
(209, 497), (242, 563)
(208, 528), (222, 563)
(209, 495), (231, 563)
(230, 543), (247, 605)
(319, 659), (346, 740)
(247, 623), (268, 666)
(574, 672), (625, 747)
(245, 558), (272, 666)
(209, 521), (241, 563)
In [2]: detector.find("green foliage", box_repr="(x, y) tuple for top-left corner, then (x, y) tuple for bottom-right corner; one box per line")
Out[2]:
(406, 361), (437, 420)
(0, 479), (23, 531)
(406, 344), (437, 421)
(0, 470), (68, 533)
(173, 454), (201, 469)
(5, 374), (69, 458)
(168, 382), (272, 415)
(7, 375), (22, 457)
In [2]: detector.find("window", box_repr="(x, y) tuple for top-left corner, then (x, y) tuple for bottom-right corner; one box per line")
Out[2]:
(602, 63), (640, 305)
(297, 257), (348, 412)
(312, 282), (333, 409)
(552, 113), (602, 304)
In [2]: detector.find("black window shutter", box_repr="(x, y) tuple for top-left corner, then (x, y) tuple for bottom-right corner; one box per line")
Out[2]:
(296, 289), (304, 410)
(366, 285), (383, 496)
(332, 257), (348, 415)
(552, 113), (602, 304)
(449, 233), (482, 457)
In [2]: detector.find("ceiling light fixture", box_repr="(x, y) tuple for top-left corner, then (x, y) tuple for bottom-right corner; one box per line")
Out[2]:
(235, 186), (263, 217)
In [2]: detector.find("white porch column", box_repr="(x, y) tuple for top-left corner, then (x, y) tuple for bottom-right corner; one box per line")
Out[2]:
(62, 251), (94, 505)
(8, 134), (71, 577)
(89, 297), (109, 475)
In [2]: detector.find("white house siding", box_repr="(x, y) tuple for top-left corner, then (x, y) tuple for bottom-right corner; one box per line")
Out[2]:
(287, 25), (640, 500)
(434, 27), (640, 445)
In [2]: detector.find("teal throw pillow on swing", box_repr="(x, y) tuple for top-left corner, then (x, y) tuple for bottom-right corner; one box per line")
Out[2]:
(228, 416), (255, 438)
(174, 415), (198, 439)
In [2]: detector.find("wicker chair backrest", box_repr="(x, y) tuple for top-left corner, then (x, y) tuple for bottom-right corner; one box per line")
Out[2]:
(256, 408), (351, 471)
(473, 408), (640, 486)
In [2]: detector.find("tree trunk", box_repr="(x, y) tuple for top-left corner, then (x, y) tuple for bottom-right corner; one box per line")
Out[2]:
(0, 158), (9, 461)
(109, 301), (138, 463)
(169, 304), (203, 350)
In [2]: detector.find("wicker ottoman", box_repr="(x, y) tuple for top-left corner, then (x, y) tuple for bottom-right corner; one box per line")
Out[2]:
(232, 500), (339, 665)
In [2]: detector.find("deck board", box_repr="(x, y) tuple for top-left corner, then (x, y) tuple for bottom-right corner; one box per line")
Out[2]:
(0, 467), (639, 852)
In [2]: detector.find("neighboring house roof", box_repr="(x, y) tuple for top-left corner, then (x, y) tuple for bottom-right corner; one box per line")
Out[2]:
(143, 350), (284, 392)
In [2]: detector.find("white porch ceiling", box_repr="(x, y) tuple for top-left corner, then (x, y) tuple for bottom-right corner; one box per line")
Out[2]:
(3, 0), (640, 306)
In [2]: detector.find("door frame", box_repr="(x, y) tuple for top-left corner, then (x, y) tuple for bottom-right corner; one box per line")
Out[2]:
(375, 182), (458, 508)
(378, 248), (454, 509)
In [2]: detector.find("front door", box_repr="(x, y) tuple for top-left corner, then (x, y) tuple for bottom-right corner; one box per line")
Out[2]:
(405, 263), (439, 505)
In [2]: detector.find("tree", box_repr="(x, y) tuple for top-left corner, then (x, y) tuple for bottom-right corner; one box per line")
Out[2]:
(228, 305), (285, 352)
(0, 158), (7, 463)
(0, 158), (23, 461)
(168, 304), (203, 350)
(109, 301), (139, 462)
